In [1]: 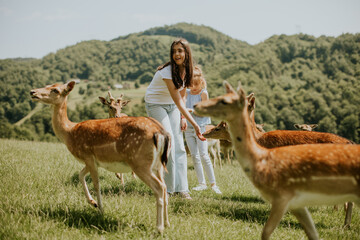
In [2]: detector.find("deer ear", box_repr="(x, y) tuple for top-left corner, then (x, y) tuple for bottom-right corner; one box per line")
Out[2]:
(237, 82), (246, 102)
(63, 81), (75, 95)
(249, 96), (256, 109)
(224, 81), (235, 94)
(123, 100), (130, 106)
(311, 124), (318, 129)
(247, 92), (254, 100)
(294, 124), (300, 129)
(99, 97), (107, 105)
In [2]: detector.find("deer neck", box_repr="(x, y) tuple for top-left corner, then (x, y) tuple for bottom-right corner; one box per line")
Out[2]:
(250, 111), (264, 139)
(227, 109), (267, 175)
(52, 98), (76, 143)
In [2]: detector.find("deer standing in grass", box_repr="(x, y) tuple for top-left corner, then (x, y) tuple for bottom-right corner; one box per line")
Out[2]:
(293, 122), (354, 222)
(204, 124), (222, 168)
(203, 122), (233, 165)
(99, 91), (136, 184)
(30, 81), (171, 232)
(204, 94), (356, 227)
(194, 81), (360, 240)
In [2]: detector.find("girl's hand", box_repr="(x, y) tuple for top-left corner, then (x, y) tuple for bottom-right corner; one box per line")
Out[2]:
(181, 118), (188, 131)
(194, 125), (206, 141)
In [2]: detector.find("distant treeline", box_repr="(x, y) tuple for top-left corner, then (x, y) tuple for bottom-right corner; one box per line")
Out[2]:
(0, 23), (359, 142)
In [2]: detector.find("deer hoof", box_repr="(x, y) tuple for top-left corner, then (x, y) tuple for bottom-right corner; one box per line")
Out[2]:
(90, 200), (98, 208)
(157, 226), (164, 234)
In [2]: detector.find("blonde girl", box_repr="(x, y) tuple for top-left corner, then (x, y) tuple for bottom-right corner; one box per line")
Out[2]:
(184, 66), (221, 194)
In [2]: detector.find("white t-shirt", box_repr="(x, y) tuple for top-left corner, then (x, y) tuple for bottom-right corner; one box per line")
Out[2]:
(145, 65), (184, 104)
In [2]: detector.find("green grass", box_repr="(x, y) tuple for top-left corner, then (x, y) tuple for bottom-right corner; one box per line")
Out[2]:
(0, 138), (358, 239)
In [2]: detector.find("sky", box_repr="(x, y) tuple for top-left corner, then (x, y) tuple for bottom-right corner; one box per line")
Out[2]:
(0, 0), (359, 59)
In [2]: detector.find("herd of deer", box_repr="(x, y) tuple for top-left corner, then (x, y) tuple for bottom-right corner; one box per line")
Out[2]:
(30, 80), (359, 239)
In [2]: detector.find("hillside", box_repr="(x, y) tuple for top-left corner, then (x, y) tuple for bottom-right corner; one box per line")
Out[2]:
(0, 22), (359, 143)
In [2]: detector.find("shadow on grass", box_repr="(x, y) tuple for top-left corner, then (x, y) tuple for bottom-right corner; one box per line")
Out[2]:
(32, 206), (149, 234)
(221, 194), (265, 204)
(66, 172), (153, 197)
(217, 204), (327, 229)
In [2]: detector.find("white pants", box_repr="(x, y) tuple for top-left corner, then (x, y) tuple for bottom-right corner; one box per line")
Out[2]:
(145, 102), (189, 193)
(185, 126), (216, 185)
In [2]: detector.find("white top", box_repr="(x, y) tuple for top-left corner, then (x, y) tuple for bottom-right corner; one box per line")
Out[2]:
(145, 65), (184, 104)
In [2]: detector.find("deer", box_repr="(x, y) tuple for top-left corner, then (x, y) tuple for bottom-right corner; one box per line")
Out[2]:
(99, 91), (136, 184)
(194, 81), (360, 240)
(204, 124), (222, 168)
(293, 122), (353, 217)
(99, 91), (130, 118)
(30, 81), (171, 233)
(208, 138), (222, 168)
(204, 94), (356, 227)
(203, 123), (234, 165)
(294, 124), (318, 131)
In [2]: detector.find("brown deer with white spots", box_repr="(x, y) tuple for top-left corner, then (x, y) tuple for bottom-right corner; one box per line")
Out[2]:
(194, 81), (360, 240)
(293, 122), (354, 224)
(99, 91), (136, 184)
(205, 94), (356, 227)
(30, 81), (171, 233)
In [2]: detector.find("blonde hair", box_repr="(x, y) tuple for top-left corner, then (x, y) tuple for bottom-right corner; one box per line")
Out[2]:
(192, 65), (207, 89)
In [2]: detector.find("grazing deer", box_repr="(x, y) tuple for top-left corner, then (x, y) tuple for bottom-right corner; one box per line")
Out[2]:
(194, 81), (360, 240)
(99, 91), (136, 184)
(30, 81), (171, 232)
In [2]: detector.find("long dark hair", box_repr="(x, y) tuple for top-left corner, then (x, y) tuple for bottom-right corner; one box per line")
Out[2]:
(157, 38), (194, 89)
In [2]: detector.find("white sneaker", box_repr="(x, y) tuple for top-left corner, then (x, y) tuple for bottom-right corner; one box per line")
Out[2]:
(211, 185), (222, 194)
(192, 184), (207, 191)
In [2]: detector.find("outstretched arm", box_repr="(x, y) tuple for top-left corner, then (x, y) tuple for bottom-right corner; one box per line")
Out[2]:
(164, 78), (205, 141)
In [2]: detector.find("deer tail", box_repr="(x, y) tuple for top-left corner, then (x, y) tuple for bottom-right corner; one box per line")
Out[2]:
(153, 132), (171, 171)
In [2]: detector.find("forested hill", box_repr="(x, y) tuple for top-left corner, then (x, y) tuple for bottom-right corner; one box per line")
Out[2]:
(0, 22), (359, 143)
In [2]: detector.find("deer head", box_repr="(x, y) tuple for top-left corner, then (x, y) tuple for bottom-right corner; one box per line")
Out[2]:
(99, 91), (130, 118)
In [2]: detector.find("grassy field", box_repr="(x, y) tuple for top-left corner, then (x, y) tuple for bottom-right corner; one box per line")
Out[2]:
(0, 138), (358, 239)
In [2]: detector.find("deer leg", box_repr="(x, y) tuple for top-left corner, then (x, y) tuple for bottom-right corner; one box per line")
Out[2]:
(158, 166), (169, 228)
(115, 173), (125, 185)
(79, 166), (98, 208)
(135, 170), (166, 233)
(344, 202), (353, 228)
(262, 199), (289, 240)
(291, 207), (319, 240)
(88, 164), (103, 214)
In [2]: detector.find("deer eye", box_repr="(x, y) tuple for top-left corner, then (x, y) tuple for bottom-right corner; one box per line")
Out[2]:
(51, 89), (59, 94)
